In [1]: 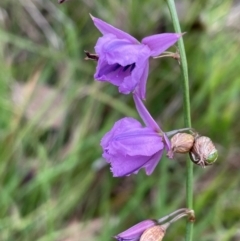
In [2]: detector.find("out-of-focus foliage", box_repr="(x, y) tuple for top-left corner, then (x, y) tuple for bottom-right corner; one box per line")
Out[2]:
(0, 0), (239, 240)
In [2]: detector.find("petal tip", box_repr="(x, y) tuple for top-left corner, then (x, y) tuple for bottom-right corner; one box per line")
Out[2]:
(167, 150), (174, 159)
(176, 32), (186, 39)
(89, 13), (94, 20)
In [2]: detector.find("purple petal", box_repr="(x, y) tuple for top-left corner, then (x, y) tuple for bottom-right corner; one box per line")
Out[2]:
(95, 35), (144, 66)
(137, 60), (149, 100)
(117, 71), (138, 95)
(133, 94), (160, 132)
(101, 118), (164, 157)
(94, 58), (134, 87)
(94, 33), (116, 56)
(144, 150), (163, 175)
(115, 220), (157, 241)
(117, 46), (150, 95)
(105, 153), (154, 177)
(91, 15), (138, 44)
(118, 60), (147, 95)
(101, 117), (165, 177)
(163, 133), (171, 151)
(109, 128), (164, 156)
(141, 33), (182, 57)
(101, 118), (142, 148)
(163, 133), (174, 159)
(94, 35), (151, 95)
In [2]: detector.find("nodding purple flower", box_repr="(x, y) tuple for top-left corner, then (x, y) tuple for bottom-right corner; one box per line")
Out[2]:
(100, 94), (173, 177)
(114, 219), (157, 241)
(114, 208), (194, 241)
(91, 15), (182, 100)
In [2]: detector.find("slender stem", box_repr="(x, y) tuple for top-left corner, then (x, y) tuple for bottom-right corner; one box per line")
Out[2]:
(165, 127), (192, 137)
(165, 1), (193, 241)
(157, 208), (189, 224)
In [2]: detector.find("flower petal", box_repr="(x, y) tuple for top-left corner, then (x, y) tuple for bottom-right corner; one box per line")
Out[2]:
(105, 153), (155, 177)
(118, 61), (146, 95)
(144, 150), (163, 175)
(101, 117), (165, 177)
(137, 60), (149, 100)
(109, 128), (164, 156)
(141, 33), (182, 57)
(115, 220), (157, 241)
(95, 35), (143, 66)
(101, 118), (164, 157)
(94, 35), (151, 95)
(118, 72), (138, 95)
(133, 94), (160, 132)
(163, 133), (174, 159)
(101, 117), (142, 148)
(94, 58), (133, 87)
(91, 15), (138, 44)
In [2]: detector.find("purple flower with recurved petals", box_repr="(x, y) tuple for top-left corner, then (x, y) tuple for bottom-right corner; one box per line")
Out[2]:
(115, 219), (157, 241)
(100, 94), (173, 177)
(91, 15), (182, 99)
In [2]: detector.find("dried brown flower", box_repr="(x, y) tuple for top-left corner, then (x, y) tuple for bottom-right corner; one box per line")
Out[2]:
(171, 133), (194, 153)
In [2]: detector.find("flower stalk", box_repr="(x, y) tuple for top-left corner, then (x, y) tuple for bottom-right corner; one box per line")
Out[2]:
(165, 0), (193, 241)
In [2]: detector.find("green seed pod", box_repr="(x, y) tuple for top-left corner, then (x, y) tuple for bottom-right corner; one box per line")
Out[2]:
(189, 136), (218, 167)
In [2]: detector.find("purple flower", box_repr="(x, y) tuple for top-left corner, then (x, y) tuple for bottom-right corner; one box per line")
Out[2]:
(100, 94), (173, 177)
(91, 15), (182, 99)
(114, 219), (157, 241)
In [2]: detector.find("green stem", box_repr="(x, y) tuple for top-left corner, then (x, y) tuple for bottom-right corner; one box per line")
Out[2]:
(165, 1), (193, 241)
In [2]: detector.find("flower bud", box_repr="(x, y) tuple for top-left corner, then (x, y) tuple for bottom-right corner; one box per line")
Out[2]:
(189, 136), (218, 167)
(114, 220), (157, 241)
(114, 208), (194, 241)
(171, 133), (194, 153)
(140, 225), (165, 241)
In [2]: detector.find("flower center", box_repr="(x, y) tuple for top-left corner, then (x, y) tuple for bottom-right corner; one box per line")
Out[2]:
(110, 63), (136, 74)
(99, 62), (136, 78)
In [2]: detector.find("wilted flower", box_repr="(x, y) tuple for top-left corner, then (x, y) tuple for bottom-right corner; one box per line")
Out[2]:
(91, 15), (182, 99)
(189, 135), (218, 167)
(140, 225), (165, 241)
(170, 133), (195, 153)
(101, 94), (173, 177)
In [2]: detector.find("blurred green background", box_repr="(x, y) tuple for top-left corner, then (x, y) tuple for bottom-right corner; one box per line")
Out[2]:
(0, 0), (239, 240)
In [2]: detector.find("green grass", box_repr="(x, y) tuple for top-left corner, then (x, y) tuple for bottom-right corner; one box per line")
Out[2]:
(0, 0), (239, 240)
